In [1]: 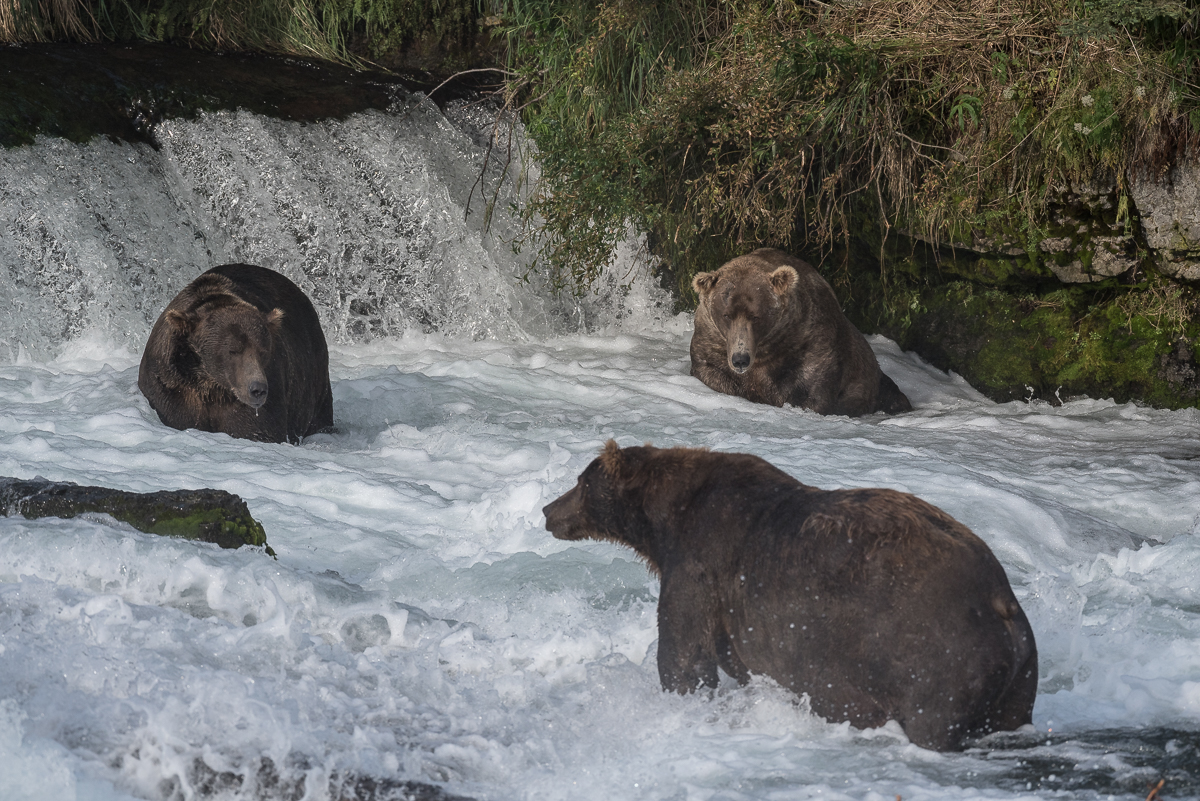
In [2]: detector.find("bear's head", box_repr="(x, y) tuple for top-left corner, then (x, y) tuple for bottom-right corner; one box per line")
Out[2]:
(165, 297), (284, 410)
(543, 441), (658, 563)
(692, 261), (798, 374)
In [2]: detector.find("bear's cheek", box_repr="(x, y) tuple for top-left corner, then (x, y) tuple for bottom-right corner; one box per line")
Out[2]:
(218, 353), (247, 387)
(192, 338), (233, 383)
(750, 312), (774, 340)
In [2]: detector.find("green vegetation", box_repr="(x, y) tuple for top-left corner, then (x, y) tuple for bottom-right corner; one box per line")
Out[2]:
(495, 0), (1199, 295)
(857, 266), (1200, 406)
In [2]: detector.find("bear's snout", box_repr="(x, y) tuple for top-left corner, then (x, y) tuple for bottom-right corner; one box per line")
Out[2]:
(228, 354), (270, 410)
(247, 379), (268, 407)
(725, 316), (756, 374)
(543, 485), (585, 540)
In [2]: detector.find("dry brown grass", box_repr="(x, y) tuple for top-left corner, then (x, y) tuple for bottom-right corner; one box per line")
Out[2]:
(818, 0), (1063, 48)
(1117, 281), (1195, 333)
(0, 0), (99, 42)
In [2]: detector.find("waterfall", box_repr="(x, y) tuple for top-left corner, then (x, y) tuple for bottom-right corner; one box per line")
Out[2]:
(0, 94), (671, 362)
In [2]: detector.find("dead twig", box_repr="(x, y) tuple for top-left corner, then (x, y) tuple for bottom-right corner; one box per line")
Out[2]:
(426, 67), (520, 100)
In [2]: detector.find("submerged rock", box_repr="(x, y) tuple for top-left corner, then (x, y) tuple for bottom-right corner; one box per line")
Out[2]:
(0, 476), (273, 554)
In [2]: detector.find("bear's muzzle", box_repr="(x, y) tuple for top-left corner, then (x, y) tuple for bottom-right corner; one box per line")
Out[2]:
(727, 317), (756, 374)
(543, 485), (586, 540)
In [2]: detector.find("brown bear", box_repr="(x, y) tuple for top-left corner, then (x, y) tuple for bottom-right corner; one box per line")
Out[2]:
(138, 264), (334, 443)
(543, 442), (1037, 752)
(691, 248), (911, 416)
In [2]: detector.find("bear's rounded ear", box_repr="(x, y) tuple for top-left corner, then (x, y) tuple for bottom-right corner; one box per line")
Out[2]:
(599, 439), (625, 478)
(164, 309), (194, 333)
(769, 265), (798, 295)
(692, 271), (719, 297)
(266, 308), (285, 329)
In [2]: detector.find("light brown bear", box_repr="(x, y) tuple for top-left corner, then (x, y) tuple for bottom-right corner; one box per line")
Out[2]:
(690, 248), (911, 416)
(543, 442), (1038, 752)
(138, 264), (333, 443)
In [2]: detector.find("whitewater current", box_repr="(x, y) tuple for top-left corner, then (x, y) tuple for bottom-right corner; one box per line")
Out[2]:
(2, 96), (1200, 801)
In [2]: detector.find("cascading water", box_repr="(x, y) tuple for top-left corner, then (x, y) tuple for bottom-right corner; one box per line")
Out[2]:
(4, 51), (1200, 801)
(1, 91), (667, 361)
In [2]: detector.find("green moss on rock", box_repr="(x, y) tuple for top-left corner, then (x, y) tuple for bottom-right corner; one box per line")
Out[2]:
(845, 266), (1200, 407)
(0, 477), (274, 555)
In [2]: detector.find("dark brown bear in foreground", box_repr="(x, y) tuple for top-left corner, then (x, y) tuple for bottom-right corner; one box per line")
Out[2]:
(139, 264), (333, 443)
(691, 248), (911, 416)
(543, 442), (1037, 752)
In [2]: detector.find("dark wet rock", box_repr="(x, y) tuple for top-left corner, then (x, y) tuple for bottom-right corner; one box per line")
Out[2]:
(0, 475), (272, 553)
(1158, 336), (1200, 397)
(330, 772), (474, 801)
(977, 726), (1200, 798)
(0, 42), (480, 148)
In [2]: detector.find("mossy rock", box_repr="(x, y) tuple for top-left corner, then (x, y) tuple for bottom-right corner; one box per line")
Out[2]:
(847, 275), (1200, 408)
(0, 476), (273, 555)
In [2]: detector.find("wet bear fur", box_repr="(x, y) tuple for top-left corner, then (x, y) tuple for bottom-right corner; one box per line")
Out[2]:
(543, 442), (1038, 752)
(139, 264), (333, 443)
(690, 248), (911, 416)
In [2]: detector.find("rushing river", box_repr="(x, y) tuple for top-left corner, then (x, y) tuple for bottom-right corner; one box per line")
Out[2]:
(3, 66), (1200, 801)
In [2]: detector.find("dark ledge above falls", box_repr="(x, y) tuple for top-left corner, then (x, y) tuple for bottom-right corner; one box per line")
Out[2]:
(0, 42), (477, 148)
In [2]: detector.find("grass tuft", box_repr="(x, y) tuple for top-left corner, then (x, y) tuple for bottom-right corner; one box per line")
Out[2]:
(0, 0), (482, 71)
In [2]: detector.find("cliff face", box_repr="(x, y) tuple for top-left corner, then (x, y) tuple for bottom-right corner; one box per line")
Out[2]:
(918, 170), (1200, 288)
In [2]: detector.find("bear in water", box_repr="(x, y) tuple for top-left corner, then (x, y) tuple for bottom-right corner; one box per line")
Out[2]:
(690, 248), (911, 416)
(139, 264), (333, 443)
(543, 441), (1037, 751)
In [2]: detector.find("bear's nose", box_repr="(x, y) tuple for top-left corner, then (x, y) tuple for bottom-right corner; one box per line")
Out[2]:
(730, 351), (751, 372)
(248, 380), (268, 406)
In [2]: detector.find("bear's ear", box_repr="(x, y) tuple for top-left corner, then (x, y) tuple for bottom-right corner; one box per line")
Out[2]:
(599, 439), (626, 478)
(266, 308), (285, 329)
(164, 309), (195, 334)
(769, 265), (798, 295)
(692, 271), (719, 297)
